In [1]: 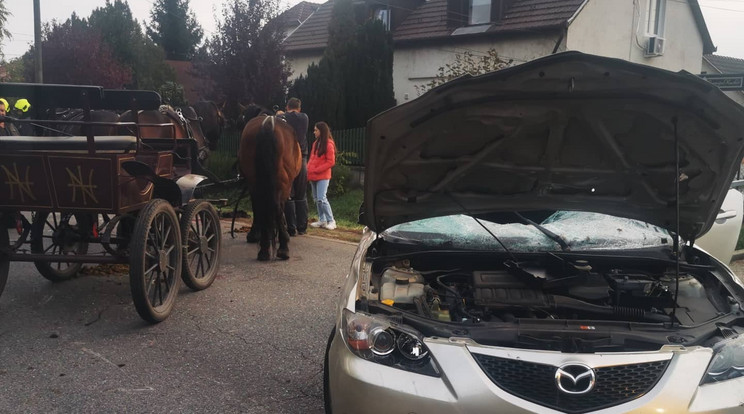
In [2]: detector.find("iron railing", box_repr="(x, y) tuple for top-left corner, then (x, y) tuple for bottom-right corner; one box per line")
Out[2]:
(215, 127), (367, 166)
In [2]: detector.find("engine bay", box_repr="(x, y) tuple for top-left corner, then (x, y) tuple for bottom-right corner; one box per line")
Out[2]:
(366, 251), (736, 327)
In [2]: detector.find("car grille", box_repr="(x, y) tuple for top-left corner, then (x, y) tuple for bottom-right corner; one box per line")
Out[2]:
(472, 353), (670, 413)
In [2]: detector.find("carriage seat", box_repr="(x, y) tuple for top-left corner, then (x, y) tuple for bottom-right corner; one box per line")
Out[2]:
(0, 135), (137, 152)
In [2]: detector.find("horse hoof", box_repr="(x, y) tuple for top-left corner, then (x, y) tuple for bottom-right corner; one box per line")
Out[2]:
(277, 249), (290, 260)
(257, 251), (271, 261)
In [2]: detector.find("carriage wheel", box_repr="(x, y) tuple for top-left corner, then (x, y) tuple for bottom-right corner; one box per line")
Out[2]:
(0, 215), (10, 297)
(129, 199), (182, 323)
(180, 200), (221, 291)
(30, 212), (91, 282)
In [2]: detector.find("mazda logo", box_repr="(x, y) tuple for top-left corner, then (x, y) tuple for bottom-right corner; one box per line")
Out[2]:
(555, 363), (596, 395)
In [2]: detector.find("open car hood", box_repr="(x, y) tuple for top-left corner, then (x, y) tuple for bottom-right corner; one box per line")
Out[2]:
(363, 52), (744, 239)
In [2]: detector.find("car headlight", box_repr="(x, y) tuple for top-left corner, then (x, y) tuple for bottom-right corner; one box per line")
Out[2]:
(701, 334), (744, 384)
(340, 309), (440, 377)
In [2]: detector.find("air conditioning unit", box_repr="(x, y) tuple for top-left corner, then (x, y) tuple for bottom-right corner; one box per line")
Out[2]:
(645, 36), (665, 57)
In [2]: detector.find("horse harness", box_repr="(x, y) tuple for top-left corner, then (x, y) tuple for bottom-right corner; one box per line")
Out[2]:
(158, 105), (211, 162)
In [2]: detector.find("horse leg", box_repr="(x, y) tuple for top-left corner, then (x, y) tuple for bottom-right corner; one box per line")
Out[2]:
(256, 207), (271, 261)
(257, 225), (271, 261)
(246, 193), (259, 243)
(277, 202), (290, 260)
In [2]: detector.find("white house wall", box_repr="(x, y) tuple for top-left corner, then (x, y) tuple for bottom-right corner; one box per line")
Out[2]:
(566, 0), (704, 72)
(394, 34), (558, 104)
(288, 54), (321, 80)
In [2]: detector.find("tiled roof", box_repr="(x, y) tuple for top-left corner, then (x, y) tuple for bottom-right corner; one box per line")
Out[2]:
(393, 0), (451, 41)
(704, 55), (744, 74)
(283, 0), (713, 53)
(278, 1), (321, 28)
(283, 0), (335, 52)
(395, 0), (584, 41)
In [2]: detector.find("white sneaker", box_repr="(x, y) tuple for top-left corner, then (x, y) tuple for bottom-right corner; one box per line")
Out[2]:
(310, 221), (325, 228)
(324, 220), (337, 230)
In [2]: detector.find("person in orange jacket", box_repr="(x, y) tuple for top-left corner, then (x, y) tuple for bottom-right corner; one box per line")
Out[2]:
(307, 121), (337, 230)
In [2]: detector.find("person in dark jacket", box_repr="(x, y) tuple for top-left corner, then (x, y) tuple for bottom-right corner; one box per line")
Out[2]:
(0, 100), (19, 136)
(277, 98), (309, 235)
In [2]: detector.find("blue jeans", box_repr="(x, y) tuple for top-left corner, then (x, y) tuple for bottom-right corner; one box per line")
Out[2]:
(310, 179), (334, 223)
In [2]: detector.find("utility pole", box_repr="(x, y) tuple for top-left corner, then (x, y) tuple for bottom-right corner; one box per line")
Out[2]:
(33, 0), (43, 83)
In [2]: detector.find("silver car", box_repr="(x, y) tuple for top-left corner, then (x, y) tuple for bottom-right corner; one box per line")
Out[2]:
(324, 52), (744, 413)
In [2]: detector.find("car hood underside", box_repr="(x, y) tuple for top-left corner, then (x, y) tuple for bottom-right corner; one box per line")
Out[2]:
(363, 52), (744, 239)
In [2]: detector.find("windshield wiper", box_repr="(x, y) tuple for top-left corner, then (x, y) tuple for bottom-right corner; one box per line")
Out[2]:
(514, 212), (570, 251)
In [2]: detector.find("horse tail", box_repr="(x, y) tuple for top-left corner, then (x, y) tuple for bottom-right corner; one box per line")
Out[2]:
(254, 116), (279, 245)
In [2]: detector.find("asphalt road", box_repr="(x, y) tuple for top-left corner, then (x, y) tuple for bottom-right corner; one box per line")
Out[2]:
(0, 227), (357, 413)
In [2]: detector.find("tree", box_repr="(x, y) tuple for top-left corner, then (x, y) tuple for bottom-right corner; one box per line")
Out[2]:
(26, 14), (131, 87)
(288, 0), (395, 129)
(195, 0), (289, 115)
(415, 49), (513, 95)
(0, 0), (11, 56)
(89, 0), (177, 90)
(147, 0), (204, 60)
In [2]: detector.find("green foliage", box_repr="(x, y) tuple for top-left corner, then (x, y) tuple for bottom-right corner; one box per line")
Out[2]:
(289, 0), (395, 129)
(415, 48), (513, 95)
(23, 14), (132, 87)
(205, 150), (239, 181)
(159, 81), (187, 106)
(0, 0), (11, 55)
(147, 0), (204, 60)
(194, 0), (289, 108)
(328, 151), (355, 197)
(89, 0), (177, 91)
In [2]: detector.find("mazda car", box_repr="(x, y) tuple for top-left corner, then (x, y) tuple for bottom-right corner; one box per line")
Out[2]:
(324, 52), (744, 413)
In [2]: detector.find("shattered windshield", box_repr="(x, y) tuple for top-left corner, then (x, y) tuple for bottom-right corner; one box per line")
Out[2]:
(381, 211), (671, 252)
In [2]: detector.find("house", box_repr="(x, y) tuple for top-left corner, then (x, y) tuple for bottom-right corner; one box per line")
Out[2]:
(277, 1), (321, 40)
(283, 0), (715, 105)
(702, 54), (744, 106)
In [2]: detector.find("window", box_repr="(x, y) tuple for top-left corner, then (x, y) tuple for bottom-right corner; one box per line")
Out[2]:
(375, 9), (390, 31)
(647, 0), (666, 36)
(469, 0), (491, 25)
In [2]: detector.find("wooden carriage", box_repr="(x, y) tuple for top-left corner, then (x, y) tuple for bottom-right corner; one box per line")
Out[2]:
(0, 83), (222, 323)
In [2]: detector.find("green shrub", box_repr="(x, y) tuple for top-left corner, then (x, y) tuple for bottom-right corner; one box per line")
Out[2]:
(329, 151), (355, 197)
(205, 151), (238, 181)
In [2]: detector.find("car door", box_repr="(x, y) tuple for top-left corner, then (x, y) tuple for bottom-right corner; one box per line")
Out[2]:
(696, 188), (744, 264)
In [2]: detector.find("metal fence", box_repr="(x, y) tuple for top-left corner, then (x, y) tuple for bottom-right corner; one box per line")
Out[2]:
(214, 127), (367, 166)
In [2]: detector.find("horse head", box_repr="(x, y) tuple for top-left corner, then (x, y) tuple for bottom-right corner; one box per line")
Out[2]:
(193, 100), (225, 151)
(238, 102), (273, 132)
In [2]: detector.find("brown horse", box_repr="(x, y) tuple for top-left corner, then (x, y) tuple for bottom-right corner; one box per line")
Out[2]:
(238, 114), (302, 261)
(118, 106), (211, 162)
(193, 101), (225, 151)
(46, 108), (121, 136)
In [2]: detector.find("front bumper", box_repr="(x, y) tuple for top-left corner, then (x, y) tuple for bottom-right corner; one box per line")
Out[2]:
(326, 328), (744, 413)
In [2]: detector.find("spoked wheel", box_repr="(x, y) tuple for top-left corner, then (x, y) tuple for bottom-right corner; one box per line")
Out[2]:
(180, 200), (221, 290)
(0, 213), (10, 296)
(129, 199), (182, 323)
(30, 212), (91, 282)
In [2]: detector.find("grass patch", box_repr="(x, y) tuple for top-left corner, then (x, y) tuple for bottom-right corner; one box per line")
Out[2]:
(205, 151), (238, 181)
(200, 183), (364, 231)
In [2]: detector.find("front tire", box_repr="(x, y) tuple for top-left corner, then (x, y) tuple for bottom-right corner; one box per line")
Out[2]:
(180, 200), (221, 290)
(129, 200), (182, 323)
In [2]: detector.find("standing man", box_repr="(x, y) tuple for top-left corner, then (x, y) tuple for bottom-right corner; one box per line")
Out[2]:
(278, 98), (309, 235)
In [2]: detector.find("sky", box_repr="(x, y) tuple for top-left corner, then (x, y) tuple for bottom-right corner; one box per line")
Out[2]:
(1, 0), (743, 61)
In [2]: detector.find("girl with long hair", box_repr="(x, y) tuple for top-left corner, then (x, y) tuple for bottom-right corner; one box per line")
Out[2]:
(307, 121), (337, 229)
